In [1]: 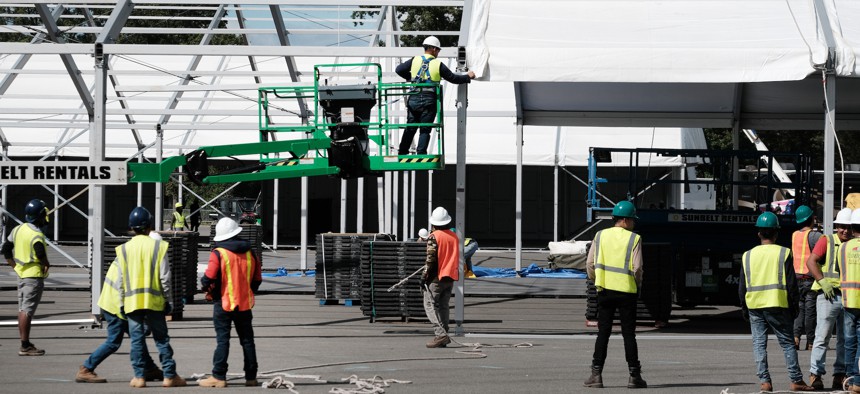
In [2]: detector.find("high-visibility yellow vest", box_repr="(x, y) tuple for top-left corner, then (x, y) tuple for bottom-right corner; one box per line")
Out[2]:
(742, 244), (790, 309)
(792, 229), (813, 275)
(172, 211), (185, 229)
(10, 223), (48, 279)
(410, 55), (442, 84)
(812, 234), (842, 291)
(593, 227), (640, 294)
(98, 260), (125, 318)
(839, 238), (860, 309)
(215, 248), (255, 312)
(117, 235), (169, 313)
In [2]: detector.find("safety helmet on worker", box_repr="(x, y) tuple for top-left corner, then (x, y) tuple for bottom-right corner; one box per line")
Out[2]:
(851, 208), (860, 225)
(213, 217), (243, 242)
(24, 199), (48, 224)
(756, 211), (780, 228)
(794, 205), (813, 224)
(175, 202), (183, 209)
(418, 228), (429, 239)
(835, 207), (853, 225)
(128, 206), (152, 230)
(612, 201), (637, 219)
(429, 206), (451, 226)
(422, 36), (441, 50)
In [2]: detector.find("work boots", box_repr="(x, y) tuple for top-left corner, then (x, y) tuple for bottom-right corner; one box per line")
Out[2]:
(425, 335), (451, 348)
(788, 380), (815, 391)
(628, 365), (647, 389)
(198, 375), (227, 388)
(833, 373), (847, 390)
(75, 365), (107, 383)
(760, 381), (772, 392)
(809, 374), (824, 390)
(583, 366), (603, 388)
(163, 375), (187, 388)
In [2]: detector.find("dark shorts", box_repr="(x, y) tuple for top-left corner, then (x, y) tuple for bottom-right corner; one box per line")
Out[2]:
(18, 277), (44, 315)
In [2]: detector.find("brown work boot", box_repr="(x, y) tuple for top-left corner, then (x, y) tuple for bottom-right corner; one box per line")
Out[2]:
(163, 375), (187, 387)
(809, 374), (824, 390)
(129, 377), (146, 388)
(425, 335), (451, 348)
(198, 375), (227, 388)
(760, 381), (772, 392)
(832, 373), (847, 390)
(788, 380), (815, 391)
(584, 366), (603, 388)
(18, 344), (45, 356)
(143, 367), (163, 381)
(75, 365), (107, 383)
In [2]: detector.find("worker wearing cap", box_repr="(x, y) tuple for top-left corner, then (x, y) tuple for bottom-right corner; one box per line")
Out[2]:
(198, 217), (262, 388)
(171, 202), (186, 231)
(584, 200), (646, 389)
(806, 207), (852, 390)
(395, 36), (476, 155)
(792, 205), (822, 351)
(738, 211), (814, 392)
(119, 206), (186, 388)
(2, 199), (50, 356)
(840, 209), (860, 392)
(421, 206), (460, 348)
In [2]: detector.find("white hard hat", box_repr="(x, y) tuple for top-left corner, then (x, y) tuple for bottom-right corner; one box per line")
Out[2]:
(418, 228), (429, 239)
(835, 207), (853, 224)
(422, 36), (441, 49)
(429, 206), (451, 226)
(149, 232), (163, 241)
(851, 209), (860, 225)
(213, 217), (243, 242)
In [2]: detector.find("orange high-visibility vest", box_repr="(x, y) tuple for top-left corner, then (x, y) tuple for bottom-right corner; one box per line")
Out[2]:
(215, 248), (255, 312)
(792, 230), (813, 275)
(432, 229), (460, 281)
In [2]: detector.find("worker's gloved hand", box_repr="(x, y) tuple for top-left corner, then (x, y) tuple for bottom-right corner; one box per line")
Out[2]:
(164, 302), (172, 315)
(818, 279), (836, 301)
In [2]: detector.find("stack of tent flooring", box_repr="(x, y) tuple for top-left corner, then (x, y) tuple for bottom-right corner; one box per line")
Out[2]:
(155, 231), (200, 307)
(209, 223), (263, 267)
(314, 233), (394, 303)
(359, 240), (427, 322)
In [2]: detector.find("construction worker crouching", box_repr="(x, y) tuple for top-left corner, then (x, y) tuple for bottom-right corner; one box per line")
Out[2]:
(584, 200), (646, 389)
(2, 199), (50, 356)
(840, 208), (860, 392)
(792, 205), (821, 351)
(198, 217), (262, 388)
(738, 211), (814, 392)
(421, 206), (460, 348)
(806, 207), (852, 390)
(120, 206), (186, 388)
(171, 202), (186, 230)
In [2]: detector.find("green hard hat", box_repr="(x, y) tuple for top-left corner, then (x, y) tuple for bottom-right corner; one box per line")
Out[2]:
(756, 211), (780, 228)
(612, 201), (637, 219)
(794, 205), (813, 224)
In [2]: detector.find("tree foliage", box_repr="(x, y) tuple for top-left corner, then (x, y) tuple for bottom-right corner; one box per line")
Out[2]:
(352, 6), (463, 47)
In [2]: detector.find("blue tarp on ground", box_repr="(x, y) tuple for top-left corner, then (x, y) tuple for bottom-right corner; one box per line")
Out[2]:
(473, 263), (586, 279)
(263, 267), (316, 278)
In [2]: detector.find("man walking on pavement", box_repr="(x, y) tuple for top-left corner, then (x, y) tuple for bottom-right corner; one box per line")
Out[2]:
(2, 199), (50, 356)
(739, 211), (814, 392)
(118, 206), (186, 388)
(395, 36), (475, 155)
(421, 206), (460, 348)
(198, 217), (262, 388)
(806, 207), (852, 390)
(584, 201), (647, 389)
(840, 209), (860, 392)
(792, 205), (821, 350)
(75, 227), (165, 383)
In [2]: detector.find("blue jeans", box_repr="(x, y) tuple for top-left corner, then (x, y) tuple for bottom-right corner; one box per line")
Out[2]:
(810, 292), (845, 376)
(128, 310), (176, 378)
(212, 303), (258, 381)
(83, 311), (157, 372)
(463, 241), (479, 272)
(399, 93), (437, 155)
(844, 307), (860, 382)
(748, 308), (803, 383)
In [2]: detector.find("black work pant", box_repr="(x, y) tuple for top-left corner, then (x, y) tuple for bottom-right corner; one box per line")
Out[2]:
(592, 289), (640, 370)
(793, 278), (816, 344)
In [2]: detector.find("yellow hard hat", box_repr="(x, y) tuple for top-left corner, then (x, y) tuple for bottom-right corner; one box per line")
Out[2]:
(175, 202), (183, 208)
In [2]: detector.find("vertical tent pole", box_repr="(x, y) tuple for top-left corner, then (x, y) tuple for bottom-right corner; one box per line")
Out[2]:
(357, 178), (364, 233)
(823, 72), (836, 234)
(340, 179), (347, 233)
(89, 49), (107, 316)
(553, 126), (561, 242)
(515, 122), (523, 271)
(453, 81), (468, 334)
(155, 125), (163, 231)
(300, 177), (308, 270)
(273, 179), (279, 249)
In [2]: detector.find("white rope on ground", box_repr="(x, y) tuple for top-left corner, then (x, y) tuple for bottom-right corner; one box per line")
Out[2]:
(447, 337), (534, 355)
(256, 373), (411, 393)
(719, 388), (846, 394)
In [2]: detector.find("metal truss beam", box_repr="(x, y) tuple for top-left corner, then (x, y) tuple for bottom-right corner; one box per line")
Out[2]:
(35, 4), (95, 117)
(270, 5), (309, 122)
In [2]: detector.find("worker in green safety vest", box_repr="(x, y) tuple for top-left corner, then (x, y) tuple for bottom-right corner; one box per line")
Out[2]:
(738, 211), (814, 392)
(840, 208), (860, 392)
(584, 200), (646, 389)
(171, 202), (186, 230)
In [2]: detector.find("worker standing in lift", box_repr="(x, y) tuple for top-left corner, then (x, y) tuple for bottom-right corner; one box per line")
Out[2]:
(840, 209), (860, 392)
(584, 201), (647, 389)
(805, 207), (852, 390)
(792, 205), (822, 351)
(395, 36), (475, 155)
(738, 211), (814, 392)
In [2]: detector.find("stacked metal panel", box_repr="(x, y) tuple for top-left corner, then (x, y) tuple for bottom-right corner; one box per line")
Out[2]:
(359, 241), (427, 322)
(314, 233), (394, 302)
